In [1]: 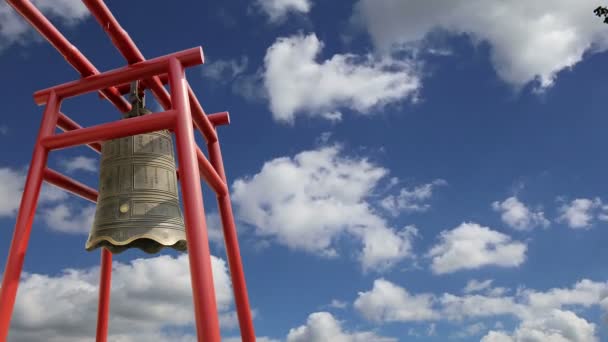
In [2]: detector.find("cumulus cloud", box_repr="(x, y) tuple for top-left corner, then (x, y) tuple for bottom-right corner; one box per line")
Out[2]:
(380, 179), (446, 215)
(40, 203), (96, 234)
(482, 309), (598, 342)
(354, 278), (438, 322)
(464, 279), (494, 294)
(232, 145), (416, 271)
(263, 33), (420, 123)
(353, 0), (608, 90)
(286, 311), (397, 342)
(0, 0), (89, 51)
(7, 254), (237, 342)
(255, 0), (311, 22)
(352, 277), (608, 341)
(427, 222), (527, 274)
(0, 167), (68, 218)
(492, 197), (549, 231)
(558, 198), (603, 229)
(202, 57), (249, 82)
(60, 155), (98, 173)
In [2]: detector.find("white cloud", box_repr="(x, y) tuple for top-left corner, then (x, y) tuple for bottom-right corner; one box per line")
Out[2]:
(351, 277), (608, 341)
(0, 0), (89, 51)
(464, 279), (494, 294)
(40, 203), (95, 234)
(558, 198), (602, 229)
(427, 222), (527, 274)
(8, 254), (237, 341)
(224, 337), (280, 342)
(353, 0), (608, 90)
(202, 57), (248, 82)
(60, 155), (98, 173)
(492, 197), (549, 231)
(453, 322), (487, 338)
(286, 312), (397, 342)
(0, 167), (68, 218)
(255, 0), (311, 22)
(354, 278), (438, 322)
(381, 179), (446, 215)
(482, 309), (598, 342)
(206, 212), (225, 247)
(232, 145), (416, 271)
(263, 33), (420, 124)
(329, 299), (348, 309)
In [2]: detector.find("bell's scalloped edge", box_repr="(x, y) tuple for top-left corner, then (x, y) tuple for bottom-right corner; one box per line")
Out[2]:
(85, 233), (187, 254)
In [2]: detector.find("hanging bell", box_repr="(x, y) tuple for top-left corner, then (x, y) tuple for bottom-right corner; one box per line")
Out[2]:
(85, 81), (187, 254)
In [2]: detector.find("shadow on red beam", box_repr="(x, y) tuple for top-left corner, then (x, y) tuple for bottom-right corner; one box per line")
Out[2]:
(43, 167), (98, 203)
(34, 47), (204, 105)
(41, 110), (176, 151)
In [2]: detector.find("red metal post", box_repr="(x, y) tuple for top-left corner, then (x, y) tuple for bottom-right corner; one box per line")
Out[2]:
(96, 248), (112, 342)
(196, 147), (228, 196)
(169, 58), (221, 341)
(208, 138), (257, 342)
(0, 92), (61, 340)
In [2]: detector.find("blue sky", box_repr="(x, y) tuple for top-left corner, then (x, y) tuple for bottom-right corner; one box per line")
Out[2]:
(1, 0), (608, 341)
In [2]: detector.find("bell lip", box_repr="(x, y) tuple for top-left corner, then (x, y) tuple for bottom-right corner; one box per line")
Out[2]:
(85, 233), (187, 251)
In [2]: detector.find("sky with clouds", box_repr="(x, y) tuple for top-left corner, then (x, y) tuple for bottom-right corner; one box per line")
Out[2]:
(1, 0), (608, 341)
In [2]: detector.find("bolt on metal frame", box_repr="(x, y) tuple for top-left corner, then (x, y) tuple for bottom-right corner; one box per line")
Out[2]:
(0, 1), (256, 341)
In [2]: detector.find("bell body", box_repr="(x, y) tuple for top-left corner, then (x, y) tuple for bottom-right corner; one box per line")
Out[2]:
(86, 130), (187, 254)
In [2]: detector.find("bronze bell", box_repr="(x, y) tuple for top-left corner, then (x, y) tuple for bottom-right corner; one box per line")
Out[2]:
(86, 82), (187, 254)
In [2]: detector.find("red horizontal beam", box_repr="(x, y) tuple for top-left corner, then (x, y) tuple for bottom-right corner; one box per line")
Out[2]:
(208, 112), (230, 127)
(34, 47), (204, 105)
(43, 168), (98, 203)
(196, 147), (227, 196)
(41, 110), (176, 151)
(5, 0), (131, 113)
(57, 113), (102, 153)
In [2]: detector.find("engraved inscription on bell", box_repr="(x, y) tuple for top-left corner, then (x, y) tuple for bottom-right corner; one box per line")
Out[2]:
(86, 130), (186, 255)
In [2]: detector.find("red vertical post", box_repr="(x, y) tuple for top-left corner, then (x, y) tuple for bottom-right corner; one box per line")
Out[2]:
(0, 92), (61, 340)
(168, 57), (221, 341)
(95, 248), (112, 342)
(208, 139), (256, 341)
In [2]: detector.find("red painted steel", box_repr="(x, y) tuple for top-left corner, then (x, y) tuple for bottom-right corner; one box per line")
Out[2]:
(57, 113), (103, 153)
(34, 48), (204, 105)
(42, 110), (176, 151)
(82, 0), (172, 111)
(83, 0), (218, 143)
(5, 0), (131, 113)
(0, 92), (61, 340)
(209, 139), (257, 342)
(186, 85), (218, 142)
(169, 58), (221, 341)
(1, 1), (256, 340)
(43, 168), (98, 203)
(96, 248), (112, 342)
(196, 147), (228, 196)
(208, 111), (231, 127)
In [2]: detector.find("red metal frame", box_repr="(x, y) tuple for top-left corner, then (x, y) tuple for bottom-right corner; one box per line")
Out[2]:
(0, 1), (256, 342)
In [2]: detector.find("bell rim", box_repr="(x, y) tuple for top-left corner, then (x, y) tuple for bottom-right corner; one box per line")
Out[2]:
(85, 232), (187, 251)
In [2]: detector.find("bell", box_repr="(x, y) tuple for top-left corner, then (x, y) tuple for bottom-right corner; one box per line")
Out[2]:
(86, 82), (187, 254)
